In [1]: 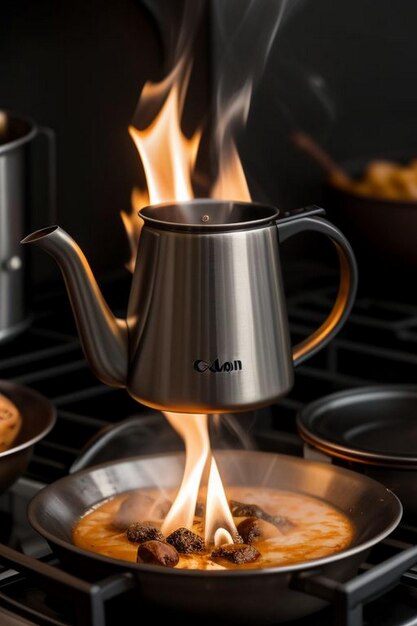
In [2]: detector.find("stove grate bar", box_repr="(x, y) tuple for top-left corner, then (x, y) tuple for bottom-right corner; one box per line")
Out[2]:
(29, 328), (77, 342)
(0, 590), (68, 626)
(400, 570), (417, 587)
(0, 545), (136, 626)
(38, 441), (79, 456)
(0, 342), (80, 370)
(57, 411), (108, 429)
(12, 360), (88, 387)
(296, 364), (373, 387)
(292, 545), (417, 626)
(53, 386), (112, 407)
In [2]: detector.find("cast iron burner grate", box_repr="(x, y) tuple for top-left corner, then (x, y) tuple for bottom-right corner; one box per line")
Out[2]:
(1, 268), (417, 625)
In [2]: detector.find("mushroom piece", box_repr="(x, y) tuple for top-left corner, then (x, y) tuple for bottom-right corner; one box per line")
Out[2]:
(137, 540), (179, 567)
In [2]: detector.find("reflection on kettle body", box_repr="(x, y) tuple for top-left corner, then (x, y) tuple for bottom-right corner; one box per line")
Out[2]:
(22, 200), (357, 413)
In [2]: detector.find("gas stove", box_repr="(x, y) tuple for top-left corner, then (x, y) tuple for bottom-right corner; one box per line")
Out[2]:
(0, 267), (417, 626)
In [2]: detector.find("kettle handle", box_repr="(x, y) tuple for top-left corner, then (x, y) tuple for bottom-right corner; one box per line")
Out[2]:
(276, 205), (358, 366)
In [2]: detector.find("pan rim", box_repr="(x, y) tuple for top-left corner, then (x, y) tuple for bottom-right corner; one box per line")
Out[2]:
(297, 384), (417, 466)
(27, 449), (403, 578)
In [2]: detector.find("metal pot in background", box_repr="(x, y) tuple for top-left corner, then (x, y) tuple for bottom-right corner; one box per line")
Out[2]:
(0, 111), (55, 342)
(297, 385), (417, 522)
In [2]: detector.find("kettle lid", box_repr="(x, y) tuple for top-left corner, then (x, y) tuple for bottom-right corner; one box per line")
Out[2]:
(139, 199), (279, 231)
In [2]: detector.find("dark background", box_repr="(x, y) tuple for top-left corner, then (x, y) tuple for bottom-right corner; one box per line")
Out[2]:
(1, 0), (416, 284)
(244, 0), (417, 210)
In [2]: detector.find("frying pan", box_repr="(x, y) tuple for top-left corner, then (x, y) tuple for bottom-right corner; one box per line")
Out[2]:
(0, 380), (56, 493)
(28, 449), (401, 624)
(297, 384), (417, 521)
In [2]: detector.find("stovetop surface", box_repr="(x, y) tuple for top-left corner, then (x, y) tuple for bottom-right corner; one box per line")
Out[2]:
(0, 267), (417, 625)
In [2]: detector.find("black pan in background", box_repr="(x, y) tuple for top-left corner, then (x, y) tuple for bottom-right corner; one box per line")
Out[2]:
(297, 385), (417, 519)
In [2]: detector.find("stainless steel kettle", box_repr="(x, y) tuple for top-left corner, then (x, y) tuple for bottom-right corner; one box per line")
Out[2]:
(22, 201), (357, 413)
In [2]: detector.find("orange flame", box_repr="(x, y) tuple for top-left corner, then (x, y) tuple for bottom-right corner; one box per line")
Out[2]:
(161, 412), (238, 543)
(122, 54), (251, 271)
(205, 456), (238, 545)
(128, 86), (201, 205)
(121, 31), (251, 546)
(120, 188), (146, 273)
(161, 412), (210, 536)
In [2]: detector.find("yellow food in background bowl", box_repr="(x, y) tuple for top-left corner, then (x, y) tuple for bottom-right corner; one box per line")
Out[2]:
(0, 394), (22, 452)
(330, 159), (417, 201)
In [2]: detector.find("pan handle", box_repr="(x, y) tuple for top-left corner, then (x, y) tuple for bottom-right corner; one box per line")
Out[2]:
(69, 410), (187, 474)
(291, 544), (417, 626)
(70, 413), (163, 473)
(70, 411), (253, 473)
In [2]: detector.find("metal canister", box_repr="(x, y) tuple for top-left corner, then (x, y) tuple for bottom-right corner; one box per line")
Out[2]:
(0, 111), (55, 342)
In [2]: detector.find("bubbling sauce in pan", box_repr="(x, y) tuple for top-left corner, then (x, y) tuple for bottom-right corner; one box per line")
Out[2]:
(73, 487), (354, 570)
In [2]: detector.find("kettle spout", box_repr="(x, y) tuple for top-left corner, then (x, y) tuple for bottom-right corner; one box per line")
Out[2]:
(21, 226), (128, 388)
